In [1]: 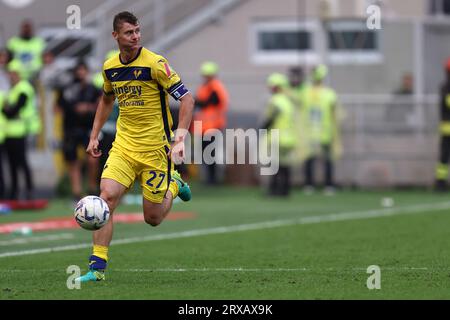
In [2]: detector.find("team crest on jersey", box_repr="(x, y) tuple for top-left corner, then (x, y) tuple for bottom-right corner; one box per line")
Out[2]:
(133, 69), (142, 79)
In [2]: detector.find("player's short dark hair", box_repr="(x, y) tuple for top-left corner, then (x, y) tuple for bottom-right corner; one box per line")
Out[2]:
(113, 11), (139, 32)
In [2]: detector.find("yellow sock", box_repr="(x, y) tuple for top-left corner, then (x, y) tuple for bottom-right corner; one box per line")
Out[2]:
(168, 180), (179, 198)
(93, 245), (109, 261)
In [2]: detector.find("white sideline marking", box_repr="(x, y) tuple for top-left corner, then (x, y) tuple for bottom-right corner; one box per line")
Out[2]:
(0, 266), (434, 272)
(1, 201), (450, 259)
(116, 268), (309, 272)
(116, 266), (430, 272)
(0, 233), (74, 246)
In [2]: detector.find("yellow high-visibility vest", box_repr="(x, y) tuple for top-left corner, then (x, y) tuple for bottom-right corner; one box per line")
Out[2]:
(265, 92), (296, 149)
(0, 91), (6, 143)
(302, 85), (337, 145)
(7, 36), (45, 80)
(6, 80), (40, 137)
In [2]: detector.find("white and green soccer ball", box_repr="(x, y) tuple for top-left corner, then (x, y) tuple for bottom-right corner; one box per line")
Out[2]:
(74, 196), (110, 231)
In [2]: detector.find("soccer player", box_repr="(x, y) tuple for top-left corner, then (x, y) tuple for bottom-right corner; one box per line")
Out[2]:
(76, 11), (194, 282)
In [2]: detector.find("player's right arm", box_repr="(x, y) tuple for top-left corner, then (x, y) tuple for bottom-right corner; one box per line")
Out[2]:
(86, 93), (115, 158)
(87, 65), (116, 158)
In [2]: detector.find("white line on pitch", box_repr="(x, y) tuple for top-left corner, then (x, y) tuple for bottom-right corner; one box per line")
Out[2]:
(115, 268), (309, 272)
(0, 266), (435, 272)
(115, 267), (429, 272)
(1, 201), (450, 259)
(0, 233), (74, 246)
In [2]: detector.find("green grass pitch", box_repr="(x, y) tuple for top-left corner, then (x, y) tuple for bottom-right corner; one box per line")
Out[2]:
(1, 184), (450, 299)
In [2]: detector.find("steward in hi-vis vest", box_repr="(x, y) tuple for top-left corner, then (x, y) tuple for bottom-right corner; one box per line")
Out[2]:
(261, 73), (296, 197)
(7, 75), (40, 137)
(2, 60), (36, 199)
(7, 20), (46, 81)
(194, 62), (228, 134)
(193, 61), (229, 185)
(300, 65), (342, 194)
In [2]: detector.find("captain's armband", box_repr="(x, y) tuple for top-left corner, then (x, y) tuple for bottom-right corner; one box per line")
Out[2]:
(168, 82), (189, 101)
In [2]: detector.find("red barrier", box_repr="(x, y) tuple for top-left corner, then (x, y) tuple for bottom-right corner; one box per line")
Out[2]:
(0, 199), (49, 210)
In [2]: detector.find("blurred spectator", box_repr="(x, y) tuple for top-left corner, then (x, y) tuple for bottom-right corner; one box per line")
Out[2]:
(193, 61), (229, 185)
(2, 60), (37, 200)
(435, 58), (450, 192)
(0, 50), (12, 199)
(0, 49), (12, 92)
(287, 66), (307, 104)
(7, 20), (46, 83)
(56, 60), (101, 200)
(39, 51), (67, 90)
(394, 72), (414, 95)
(261, 73), (296, 197)
(430, 0), (450, 14)
(301, 65), (342, 195)
(287, 66), (309, 166)
(0, 91), (6, 199)
(387, 72), (415, 124)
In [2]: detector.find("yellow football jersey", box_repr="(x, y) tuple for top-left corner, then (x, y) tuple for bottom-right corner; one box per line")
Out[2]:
(102, 47), (189, 152)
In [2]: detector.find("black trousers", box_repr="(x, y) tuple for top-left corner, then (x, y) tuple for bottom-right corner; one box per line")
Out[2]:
(268, 166), (291, 196)
(438, 136), (450, 169)
(435, 135), (450, 188)
(0, 144), (5, 199)
(202, 136), (218, 185)
(304, 144), (334, 187)
(99, 132), (115, 181)
(4, 137), (33, 199)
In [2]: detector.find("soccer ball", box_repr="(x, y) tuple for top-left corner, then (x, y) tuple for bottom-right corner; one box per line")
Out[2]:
(74, 196), (110, 231)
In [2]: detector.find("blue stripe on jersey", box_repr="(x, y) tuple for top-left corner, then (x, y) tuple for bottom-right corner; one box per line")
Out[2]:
(168, 81), (189, 100)
(104, 67), (152, 82)
(158, 84), (171, 143)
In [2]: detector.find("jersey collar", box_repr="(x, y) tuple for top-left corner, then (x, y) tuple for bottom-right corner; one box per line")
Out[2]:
(119, 46), (143, 65)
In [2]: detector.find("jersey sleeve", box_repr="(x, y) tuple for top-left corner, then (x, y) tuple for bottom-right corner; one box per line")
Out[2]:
(102, 64), (114, 96)
(154, 57), (189, 101)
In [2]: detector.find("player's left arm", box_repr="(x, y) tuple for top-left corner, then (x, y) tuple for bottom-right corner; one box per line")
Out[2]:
(170, 92), (194, 163)
(154, 57), (194, 163)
